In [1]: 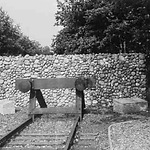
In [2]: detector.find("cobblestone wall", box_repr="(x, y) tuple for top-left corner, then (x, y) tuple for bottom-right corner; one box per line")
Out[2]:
(0, 53), (146, 108)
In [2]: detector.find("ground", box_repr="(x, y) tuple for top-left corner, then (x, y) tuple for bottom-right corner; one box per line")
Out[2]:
(71, 106), (150, 150)
(1, 106), (150, 150)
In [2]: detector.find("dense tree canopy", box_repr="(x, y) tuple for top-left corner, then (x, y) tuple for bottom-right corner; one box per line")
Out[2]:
(0, 7), (44, 56)
(52, 0), (150, 54)
(0, 7), (20, 55)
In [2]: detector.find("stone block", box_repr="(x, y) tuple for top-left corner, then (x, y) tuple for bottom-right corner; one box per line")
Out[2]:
(113, 97), (148, 114)
(0, 100), (15, 115)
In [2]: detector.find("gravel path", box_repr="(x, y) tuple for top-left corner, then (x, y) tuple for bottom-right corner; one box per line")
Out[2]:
(108, 119), (150, 150)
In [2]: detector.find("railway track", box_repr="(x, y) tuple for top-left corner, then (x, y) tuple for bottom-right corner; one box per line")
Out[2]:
(0, 114), (80, 150)
(0, 77), (96, 150)
(0, 114), (101, 150)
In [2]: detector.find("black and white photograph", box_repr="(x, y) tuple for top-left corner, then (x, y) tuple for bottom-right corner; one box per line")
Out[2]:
(0, 0), (150, 150)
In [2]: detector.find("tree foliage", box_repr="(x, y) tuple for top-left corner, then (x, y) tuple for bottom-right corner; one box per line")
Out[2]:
(0, 7), (20, 55)
(0, 7), (43, 56)
(52, 0), (150, 54)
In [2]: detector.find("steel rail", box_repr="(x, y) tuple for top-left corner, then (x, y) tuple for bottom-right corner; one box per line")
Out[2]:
(0, 116), (36, 147)
(64, 116), (80, 150)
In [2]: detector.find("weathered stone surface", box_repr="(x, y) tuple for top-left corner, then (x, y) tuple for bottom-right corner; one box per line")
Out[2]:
(0, 100), (15, 115)
(24, 73), (31, 77)
(113, 97), (148, 114)
(1, 73), (6, 77)
(0, 79), (4, 84)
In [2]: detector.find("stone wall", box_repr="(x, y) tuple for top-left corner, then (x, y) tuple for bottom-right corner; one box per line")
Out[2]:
(0, 53), (146, 108)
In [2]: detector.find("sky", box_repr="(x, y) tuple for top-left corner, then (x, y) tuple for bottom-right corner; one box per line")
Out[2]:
(0, 0), (63, 47)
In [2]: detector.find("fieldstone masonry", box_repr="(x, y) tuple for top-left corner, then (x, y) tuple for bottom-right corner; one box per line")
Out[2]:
(0, 53), (147, 108)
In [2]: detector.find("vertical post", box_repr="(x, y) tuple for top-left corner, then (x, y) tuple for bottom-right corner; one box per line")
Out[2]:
(28, 89), (36, 121)
(76, 89), (84, 121)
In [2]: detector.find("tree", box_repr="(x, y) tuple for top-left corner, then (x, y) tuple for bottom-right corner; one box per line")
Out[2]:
(0, 7), (43, 56)
(16, 35), (43, 55)
(104, 0), (150, 53)
(0, 7), (21, 55)
(52, 0), (150, 54)
(41, 46), (54, 55)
